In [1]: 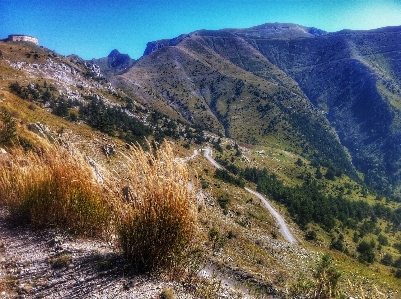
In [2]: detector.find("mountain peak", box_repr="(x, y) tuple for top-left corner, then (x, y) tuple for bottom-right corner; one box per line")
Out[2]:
(90, 49), (134, 77)
(225, 23), (327, 38)
(108, 49), (121, 57)
(106, 49), (131, 68)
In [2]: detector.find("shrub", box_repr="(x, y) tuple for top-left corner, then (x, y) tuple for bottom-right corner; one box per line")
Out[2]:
(160, 288), (175, 299)
(217, 195), (231, 213)
(209, 227), (225, 250)
(49, 252), (72, 269)
(393, 242), (401, 254)
(357, 240), (376, 264)
(330, 236), (345, 252)
(395, 269), (401, 279)
(115, 142), (197, 272)
(290, 254), (341, 299)
(377, 234), (388, 246)
(393, 257), (401, 268)
(0, 144), (111, 236)
(305, 230), (317, 240)
(313, 254), (342, 298)
(0, 108), (17, 144)
(380, 253), (393, 266)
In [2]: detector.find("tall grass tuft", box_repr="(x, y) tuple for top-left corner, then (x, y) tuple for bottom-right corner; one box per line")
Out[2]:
(0, 145), (111, 237)
(115, 142), (197, 272)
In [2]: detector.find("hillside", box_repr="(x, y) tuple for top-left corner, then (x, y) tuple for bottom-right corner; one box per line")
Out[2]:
(110, 23), (401, 195)
(112, 27), (356, 179)
(1, 28), (401, 298)
(234, 25), (401, 195)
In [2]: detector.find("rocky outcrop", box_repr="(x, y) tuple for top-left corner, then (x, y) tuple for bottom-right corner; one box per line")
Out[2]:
(107, 49), (131, 68)
(27, 122), (55, 142)
(143, 34), (190, 56)
(102, 143), (116, 157)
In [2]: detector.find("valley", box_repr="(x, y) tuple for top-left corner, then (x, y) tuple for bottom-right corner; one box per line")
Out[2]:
(1, 24), (401, 298)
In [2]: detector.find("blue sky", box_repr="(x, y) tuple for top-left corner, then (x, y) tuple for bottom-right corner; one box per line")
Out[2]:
(1, 0), (401, 60)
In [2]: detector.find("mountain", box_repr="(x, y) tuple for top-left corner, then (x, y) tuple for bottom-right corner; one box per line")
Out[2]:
(112, 25), (356, 179)
(91, 49), (135, 77)
(234, 25), (401, 193)
(110, 23), (401, 194)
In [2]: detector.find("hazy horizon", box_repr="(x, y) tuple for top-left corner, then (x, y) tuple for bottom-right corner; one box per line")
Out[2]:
(2, 0), (401, 60)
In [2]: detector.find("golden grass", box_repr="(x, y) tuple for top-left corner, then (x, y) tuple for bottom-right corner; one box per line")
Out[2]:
(0, 134), (199, 274)
(0, 144), (111, 237)
(113, 142), (198, 272)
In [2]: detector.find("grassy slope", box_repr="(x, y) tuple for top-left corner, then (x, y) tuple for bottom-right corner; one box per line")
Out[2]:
(115, 32), (358, 181)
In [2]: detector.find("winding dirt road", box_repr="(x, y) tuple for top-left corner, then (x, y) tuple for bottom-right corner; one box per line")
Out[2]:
(201, 148), (297, 244)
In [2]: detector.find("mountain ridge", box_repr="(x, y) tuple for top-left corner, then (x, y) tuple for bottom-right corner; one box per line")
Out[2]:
(105, 23), (401, 193)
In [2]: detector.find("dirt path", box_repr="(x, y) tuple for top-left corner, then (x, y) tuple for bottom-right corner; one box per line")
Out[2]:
(244, 188), (297, 244)
(201, 147), (297, 244)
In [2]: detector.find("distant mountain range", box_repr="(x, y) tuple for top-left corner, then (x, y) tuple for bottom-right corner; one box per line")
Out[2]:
(95, 23), (401, 194)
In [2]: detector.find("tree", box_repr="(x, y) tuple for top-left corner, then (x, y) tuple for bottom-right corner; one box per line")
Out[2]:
(295, 157), (303, 167)
(52, 99), (69, 117)
(396, 269), (401, 279)
(9, 82), (22, 95)
(377, 234), (389, 246)
(380, 253), (393, 266)
(315, 166), (323, 179)
(325, 167), (336, 181)
(0, 108), (17, 144)
(357, 240), (375, 264)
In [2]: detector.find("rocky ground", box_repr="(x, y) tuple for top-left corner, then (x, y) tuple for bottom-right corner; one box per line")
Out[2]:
(0, 206), (268, 299)
(0, 208), (199, 299)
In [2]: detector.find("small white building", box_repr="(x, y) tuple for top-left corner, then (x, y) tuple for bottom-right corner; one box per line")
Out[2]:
(8, 34), (38, 45)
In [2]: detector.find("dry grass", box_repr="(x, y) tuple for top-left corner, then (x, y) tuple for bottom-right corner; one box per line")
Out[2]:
(345, 279), (387, 299)
(114, 142), (198, 272)
(0, 144), (111, 237)
(0, 137), (199, 274)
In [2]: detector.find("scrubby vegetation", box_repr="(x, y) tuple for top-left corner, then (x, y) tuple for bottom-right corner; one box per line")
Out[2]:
(289, 254), (342, 299)
(0, 130), (198, 273)
(0, 108), (17, 144)
(114, 142), (198, 272)
(79, 95), (152, 144)
(0, 144), (111, 236)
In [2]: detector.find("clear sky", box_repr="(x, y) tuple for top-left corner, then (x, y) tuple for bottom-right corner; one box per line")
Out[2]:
(1, 0), (401, 60)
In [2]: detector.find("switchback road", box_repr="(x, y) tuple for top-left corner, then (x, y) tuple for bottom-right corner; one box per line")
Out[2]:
(201, 147), (297, 244)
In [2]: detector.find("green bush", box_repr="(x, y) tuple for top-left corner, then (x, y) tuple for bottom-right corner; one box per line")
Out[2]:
(305, 230), (317, 240)
(380, 253), (393, 266)
(377, 234), (389, 246)
(290, 254), (341, 299)
(357, 240), (375, 264)
(395, 269), (401, 279)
